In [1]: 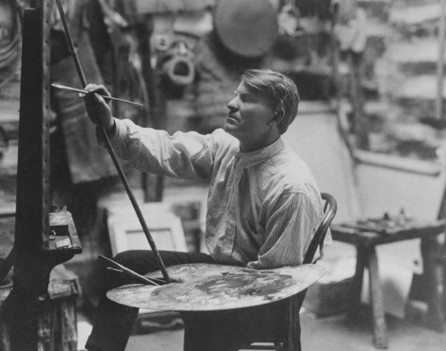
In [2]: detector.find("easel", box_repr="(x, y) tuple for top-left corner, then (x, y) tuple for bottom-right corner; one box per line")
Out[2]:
(0, 1), (81, 350)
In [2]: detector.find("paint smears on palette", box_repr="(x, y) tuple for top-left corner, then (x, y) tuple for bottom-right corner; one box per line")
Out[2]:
(107, 263), (324, 311)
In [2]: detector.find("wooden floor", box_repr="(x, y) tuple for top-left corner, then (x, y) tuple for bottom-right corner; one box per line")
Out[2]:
(120, 309), (446, 351)
(72, 183), (446, 351)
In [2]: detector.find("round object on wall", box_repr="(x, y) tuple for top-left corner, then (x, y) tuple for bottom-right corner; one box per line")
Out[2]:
(214, 0), (278, 58)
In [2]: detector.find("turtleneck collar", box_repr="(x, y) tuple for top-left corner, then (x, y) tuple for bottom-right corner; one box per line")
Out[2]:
(233, 137), (284, 168)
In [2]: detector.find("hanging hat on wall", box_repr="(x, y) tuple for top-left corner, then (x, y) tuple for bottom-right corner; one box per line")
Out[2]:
(213, 0), (278, 58)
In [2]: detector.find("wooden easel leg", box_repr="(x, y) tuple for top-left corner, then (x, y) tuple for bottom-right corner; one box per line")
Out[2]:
(421, 236), (445, 332)
(348, 246), (366, 321)
(2, 250), (74, 351)
(367, 247), (388, 349)
(2, 287), (40, 351)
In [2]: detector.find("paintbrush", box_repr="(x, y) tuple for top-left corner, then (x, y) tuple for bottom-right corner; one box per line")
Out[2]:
(98, 255), (164, 286)
(51, 83), (144, 108)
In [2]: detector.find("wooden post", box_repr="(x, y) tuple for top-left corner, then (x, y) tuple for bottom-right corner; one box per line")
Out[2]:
(1, 2), (77, 349)
(134, 15), (164, 202)
(437, 0), (446, 121)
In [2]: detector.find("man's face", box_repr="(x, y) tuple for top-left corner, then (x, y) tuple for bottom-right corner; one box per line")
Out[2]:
(224, 81), (275, 151)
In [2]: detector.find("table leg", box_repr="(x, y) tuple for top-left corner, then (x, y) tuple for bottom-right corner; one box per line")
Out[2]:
(348, 247), (366, 321)
(421, 236), (445, 332)
(367, 247), (388, 349)
(443, 241), (446, 326)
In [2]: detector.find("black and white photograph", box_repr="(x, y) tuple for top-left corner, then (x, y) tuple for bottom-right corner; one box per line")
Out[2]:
(1, 0), (446, 350)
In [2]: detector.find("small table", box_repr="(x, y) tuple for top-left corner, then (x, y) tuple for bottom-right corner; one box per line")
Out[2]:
(331, 217), (446, 349)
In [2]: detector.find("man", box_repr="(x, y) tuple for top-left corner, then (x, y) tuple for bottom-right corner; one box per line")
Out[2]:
(84, 69), (324, 351)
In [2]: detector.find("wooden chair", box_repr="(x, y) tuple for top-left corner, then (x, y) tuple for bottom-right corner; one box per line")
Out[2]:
(239, 192), (338, 351)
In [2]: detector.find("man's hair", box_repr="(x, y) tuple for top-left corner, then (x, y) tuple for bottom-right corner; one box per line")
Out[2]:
(241, 69), (300, 134)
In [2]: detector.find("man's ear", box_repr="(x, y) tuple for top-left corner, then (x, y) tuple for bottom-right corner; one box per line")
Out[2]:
(270, 108), (285, 125)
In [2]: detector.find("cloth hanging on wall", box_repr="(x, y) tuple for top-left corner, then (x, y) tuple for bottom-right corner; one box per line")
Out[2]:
(51, 30), (117, 184)
(0, 0), (21, 90)
(50, 0), (117, 184)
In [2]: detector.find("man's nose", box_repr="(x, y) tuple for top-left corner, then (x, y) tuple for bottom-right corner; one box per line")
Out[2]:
(227, 97), (238, 111)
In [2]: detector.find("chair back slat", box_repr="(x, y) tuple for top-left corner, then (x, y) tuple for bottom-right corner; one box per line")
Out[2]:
(303, 193), (337, 265)
(295, 193), (337, 312)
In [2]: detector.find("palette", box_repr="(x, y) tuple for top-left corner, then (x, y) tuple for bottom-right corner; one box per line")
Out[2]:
(107, 263), (324, 311)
